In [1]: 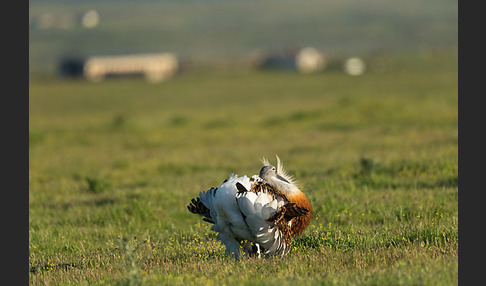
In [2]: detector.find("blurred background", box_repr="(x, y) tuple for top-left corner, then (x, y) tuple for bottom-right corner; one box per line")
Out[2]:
(29, 0), (459, 199)
(29, 0), (457, 78)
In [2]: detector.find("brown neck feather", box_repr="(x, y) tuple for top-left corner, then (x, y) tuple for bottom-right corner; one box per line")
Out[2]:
(287, 192), (313, 237)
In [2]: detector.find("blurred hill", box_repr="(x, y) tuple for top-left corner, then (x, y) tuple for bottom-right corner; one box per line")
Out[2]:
(29, 0), (457, 73)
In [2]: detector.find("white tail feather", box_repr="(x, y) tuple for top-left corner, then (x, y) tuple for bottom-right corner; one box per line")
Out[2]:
(236, 188), (289, 257)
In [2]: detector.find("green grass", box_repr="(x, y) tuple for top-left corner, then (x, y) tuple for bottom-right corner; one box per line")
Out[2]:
(29, 52), (457, 285)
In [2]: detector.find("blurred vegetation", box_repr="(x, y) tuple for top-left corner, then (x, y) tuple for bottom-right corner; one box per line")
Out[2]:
(29, 0), (457, 73)
(29, 51), (457, 284)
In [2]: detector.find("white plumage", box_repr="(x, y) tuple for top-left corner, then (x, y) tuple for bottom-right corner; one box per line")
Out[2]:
(188, 156), (312, 259)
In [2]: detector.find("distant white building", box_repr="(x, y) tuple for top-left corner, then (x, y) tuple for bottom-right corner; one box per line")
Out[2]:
(81, 10), (100, 29)
(82, 52), (179, 82)
(344, 57), (366, 76)
(30, 10), (99, 30)
(258, 47), (326, 74)
(295, 47), (326, 74)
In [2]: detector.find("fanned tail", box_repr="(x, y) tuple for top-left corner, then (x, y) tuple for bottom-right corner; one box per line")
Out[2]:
(187, 196), (214, 224)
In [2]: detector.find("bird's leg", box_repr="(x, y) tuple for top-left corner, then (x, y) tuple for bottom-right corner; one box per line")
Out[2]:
(256, 243), (261, 258)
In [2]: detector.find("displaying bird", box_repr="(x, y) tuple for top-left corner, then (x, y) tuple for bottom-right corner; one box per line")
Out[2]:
(187, 155), (313, 259)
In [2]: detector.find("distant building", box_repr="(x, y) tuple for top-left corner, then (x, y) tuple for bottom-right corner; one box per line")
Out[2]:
(258, 47), (326, 74)
(295, 47), (326, 74)
(59, 52), (179, 82)
(59, 57), (85, 77)
(81, 10), (100, 29)
(30, 10), (99, 30)
(344, 57), (366, 76)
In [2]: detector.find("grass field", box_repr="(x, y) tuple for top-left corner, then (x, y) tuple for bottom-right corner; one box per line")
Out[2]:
(29, 52), (458, 285)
